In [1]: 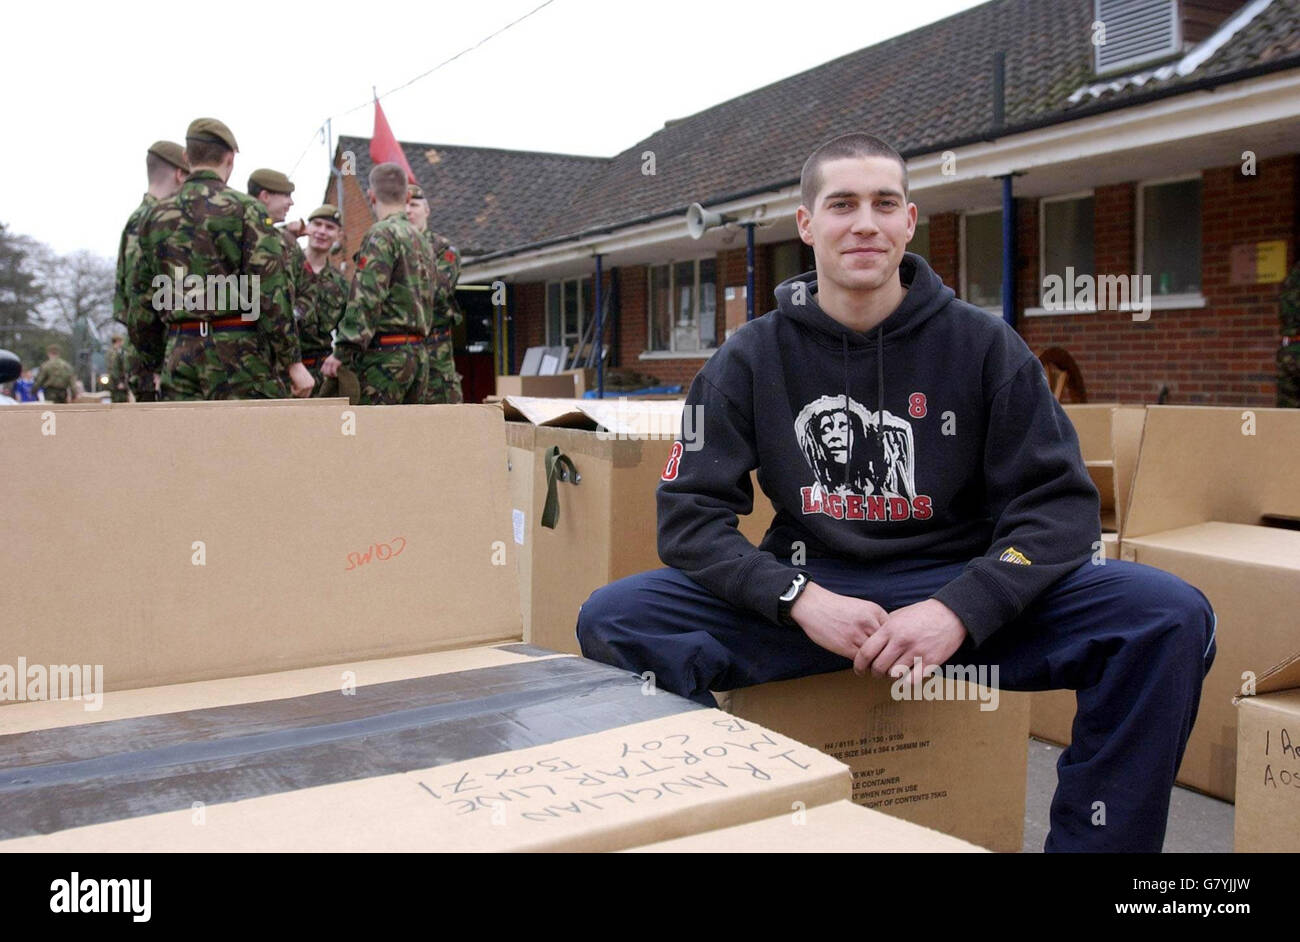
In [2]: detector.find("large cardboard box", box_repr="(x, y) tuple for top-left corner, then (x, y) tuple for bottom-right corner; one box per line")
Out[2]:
(628, 798), (987, 852)
(0, 400), (522, 695)
(1116, 406), (1300, 800)
(1234, 650), (1300, 852)
(0, 645), (850, 852)
(723, 672), (1031, 852)
(501, 396), (685, 653)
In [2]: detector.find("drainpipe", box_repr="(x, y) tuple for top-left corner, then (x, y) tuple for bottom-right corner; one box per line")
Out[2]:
(999, 173), (1017, 328)
(594, 253), (605, 398)
(745, 223), (756, 321)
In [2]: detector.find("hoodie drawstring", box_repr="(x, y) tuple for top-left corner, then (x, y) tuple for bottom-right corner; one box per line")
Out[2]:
(842, 327), (886, 488)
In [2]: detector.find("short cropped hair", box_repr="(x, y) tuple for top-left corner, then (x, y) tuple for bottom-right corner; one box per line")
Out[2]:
(46, 345), (61, 357)
(185, 138), (230, 168)
(800, 133), (909, 212)
(369, 163), (409, 204)
(146, 152), (178, 184)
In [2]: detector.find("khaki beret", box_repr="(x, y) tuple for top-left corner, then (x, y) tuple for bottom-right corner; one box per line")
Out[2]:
(248, 168), (295, 196)
(309, 204), (342, 225)
(185, 117), (238, 152)
(407, 184), (426, 200)
(147, 140), (189, 171)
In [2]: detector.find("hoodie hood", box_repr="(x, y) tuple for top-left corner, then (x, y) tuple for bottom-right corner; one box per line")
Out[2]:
(772, 252), (956, 347)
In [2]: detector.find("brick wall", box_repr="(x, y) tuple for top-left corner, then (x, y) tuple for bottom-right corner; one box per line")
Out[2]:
(336, 168), (374, 274)
(1019, 157), (1295, 405)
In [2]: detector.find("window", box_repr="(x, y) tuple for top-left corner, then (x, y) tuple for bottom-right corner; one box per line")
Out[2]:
(910, 219), (930, 261)
(1139, 177), (1201, 297)
(545, 278), (591, 348)
(961, 210), (1002, 310)
(1040, 194), (1095, 306)
(647, 259), (717, 354)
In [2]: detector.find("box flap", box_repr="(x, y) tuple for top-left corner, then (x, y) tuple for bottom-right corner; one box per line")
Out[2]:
(501, 396), (592, 428)
(1062, 403), (1122, 462)
(1249, 652), (1300, 698)
(501, 396), (684, 437)
(1124, 406), (1300, 539)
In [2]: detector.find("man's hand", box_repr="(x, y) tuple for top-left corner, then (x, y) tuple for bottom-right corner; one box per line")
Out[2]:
(288, 362), (315, 398)
(852, 599), (967, 681)
(285, 219), (306, 238)
(321, 354), (342, 378)
(790, 582), (889, 661)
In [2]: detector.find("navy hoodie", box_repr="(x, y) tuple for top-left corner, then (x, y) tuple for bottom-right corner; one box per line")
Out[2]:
(656, 253), (1100, 647)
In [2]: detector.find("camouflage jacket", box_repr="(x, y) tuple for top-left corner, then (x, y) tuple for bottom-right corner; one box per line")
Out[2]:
(1282, 262), (1299, 336)
(128, 169), (299, 371)
(333, 211), (433, 367)
(113, 193), (157, 326)
(34, 356), (75, 391)
(426, 230), (463, 332)
(298, 258), (350, 357)
(106, 345), (127, 383)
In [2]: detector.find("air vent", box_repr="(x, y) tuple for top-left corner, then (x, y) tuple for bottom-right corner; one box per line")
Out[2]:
(1094, 0), (1183, 75)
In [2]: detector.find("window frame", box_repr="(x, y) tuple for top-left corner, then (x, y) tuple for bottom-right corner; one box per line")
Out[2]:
(1136, 172), (1205, 308)
(641, 257), (719, 359)
(1034, 189), (1097, 314)
(959, 206), (1005, 316)
(544, 277), (589, 349)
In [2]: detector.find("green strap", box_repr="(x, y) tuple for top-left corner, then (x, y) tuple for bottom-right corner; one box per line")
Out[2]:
(541, 445), (580, 529)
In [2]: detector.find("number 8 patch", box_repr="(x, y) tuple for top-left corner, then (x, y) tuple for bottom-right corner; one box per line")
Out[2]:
(661, 441), (684, 481)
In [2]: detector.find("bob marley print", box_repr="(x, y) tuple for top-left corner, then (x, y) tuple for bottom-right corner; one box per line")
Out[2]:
(793, 393), (932, 522)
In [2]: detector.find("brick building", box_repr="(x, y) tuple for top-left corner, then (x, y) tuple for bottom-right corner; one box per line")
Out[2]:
(329, 0), (1300, 404)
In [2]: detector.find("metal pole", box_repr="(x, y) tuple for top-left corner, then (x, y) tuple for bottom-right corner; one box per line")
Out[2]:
(745, 223), (756, 321)
(594, 254), (605, 399)
(1000, 173), (1016, 328)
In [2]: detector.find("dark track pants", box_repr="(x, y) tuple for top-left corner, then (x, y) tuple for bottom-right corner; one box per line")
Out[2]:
(576, 555), (1216, 853)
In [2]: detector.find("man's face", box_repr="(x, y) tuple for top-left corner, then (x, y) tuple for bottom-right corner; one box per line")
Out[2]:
(796, 156), (917, 295)
(818, 411), (850, 464)
(262, 191), (294, 223)
(407, 197), (429, 231)
(307, 218), (341, 252)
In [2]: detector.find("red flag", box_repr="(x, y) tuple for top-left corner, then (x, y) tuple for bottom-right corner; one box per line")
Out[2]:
(369, 98), (417, 184)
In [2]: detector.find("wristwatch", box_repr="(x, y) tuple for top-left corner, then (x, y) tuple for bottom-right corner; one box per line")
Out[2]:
(777, 572), (810, 627)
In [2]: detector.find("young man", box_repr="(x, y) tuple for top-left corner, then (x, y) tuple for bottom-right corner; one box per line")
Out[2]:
(105, 335), (128, 402)
(322, 164), (434, 405)
(406, 184), (464, 404)
(129, 118), (313, 401)
(577, 133), (1216, 853)
(32, 346), (76, 403)
(113, 140), (189, 401)
(297, 204), (351, 392)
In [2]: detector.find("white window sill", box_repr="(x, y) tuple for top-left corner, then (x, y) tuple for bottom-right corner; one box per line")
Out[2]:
(639, 349), (718, 360)
(1024, 293), (1207, 317)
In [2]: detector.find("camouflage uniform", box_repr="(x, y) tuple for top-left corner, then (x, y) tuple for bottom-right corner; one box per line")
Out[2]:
(128, 170), (298, 400)
(332, 211), (433, 405)
(298, 258), (350, 393)
(105, 344), (129, 402)
(423, 230), (464, 404)
(1279, 262), (1299, 408)
(33, 356), (76, 403)
(113, 193), (162, 400)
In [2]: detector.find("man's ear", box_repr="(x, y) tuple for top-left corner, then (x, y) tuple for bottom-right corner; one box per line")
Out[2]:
(796, 205), (814, 246)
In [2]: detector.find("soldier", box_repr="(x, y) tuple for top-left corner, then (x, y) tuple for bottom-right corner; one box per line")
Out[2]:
(406, 183), (464, 403)
(105, 335), (129, 402)
(114, 140), (189, 401)
(1279, 259), (1299, 408)
(322, 163), (432, 405)
(128, 118), (313, 400)
(297, 204), (351, 392)
(32, 345), (76, 403)
(247, 169), (309, 310)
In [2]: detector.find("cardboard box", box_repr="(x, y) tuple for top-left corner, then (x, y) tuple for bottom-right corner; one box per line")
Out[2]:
(1234, 650), (1300, 852)
(495, 374), (578, 399)
(1061, 403), (1145, 535)
(628, 798), (987, 852)
(0, 645), (850, 852)
(0, 400), (522, 695)
(723, 672), (1030, 852)
(500, 396), (684, 653)
(1122, 521), (1300, 800)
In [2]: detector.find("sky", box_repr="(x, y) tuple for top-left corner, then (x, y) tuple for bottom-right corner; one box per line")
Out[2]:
(0, 0), (984, 260)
